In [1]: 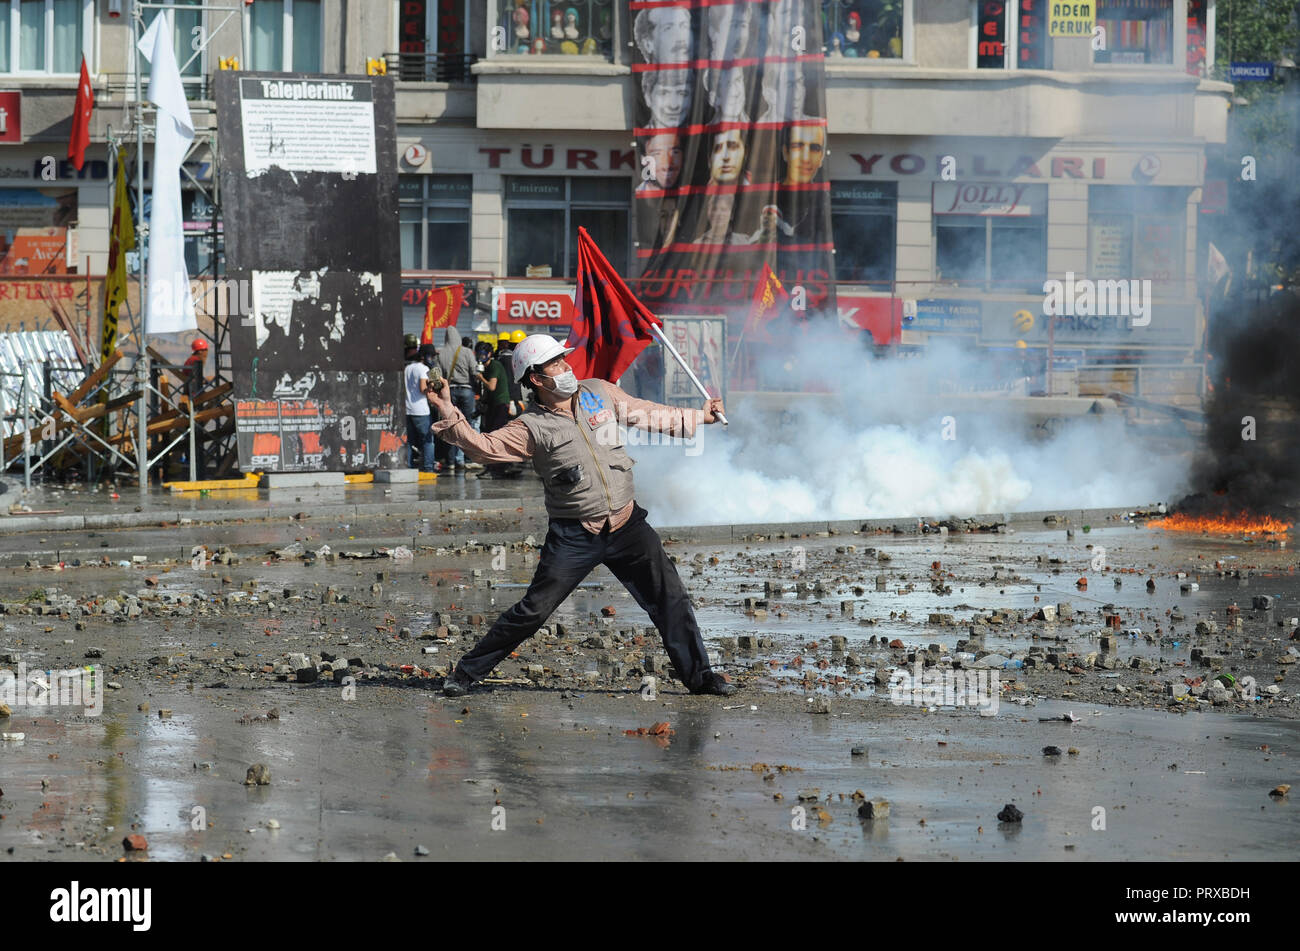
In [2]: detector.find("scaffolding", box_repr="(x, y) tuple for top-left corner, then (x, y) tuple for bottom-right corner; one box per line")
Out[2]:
(0, 3), (248, 489)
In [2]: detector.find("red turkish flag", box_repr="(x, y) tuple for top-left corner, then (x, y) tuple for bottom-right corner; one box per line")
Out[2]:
(68, 57), (93, 171)
(564, 227), (662, 382)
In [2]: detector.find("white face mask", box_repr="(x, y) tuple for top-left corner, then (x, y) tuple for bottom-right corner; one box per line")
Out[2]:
(547, 370), (579, 396)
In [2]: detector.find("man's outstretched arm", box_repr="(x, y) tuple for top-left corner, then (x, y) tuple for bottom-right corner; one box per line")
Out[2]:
(605, 382), (724, 439)
(430, 395), (535, 464)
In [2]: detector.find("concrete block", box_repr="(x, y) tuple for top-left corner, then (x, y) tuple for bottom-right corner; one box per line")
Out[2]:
(261, 471), (346, 489)
(373, 468), (419, 484)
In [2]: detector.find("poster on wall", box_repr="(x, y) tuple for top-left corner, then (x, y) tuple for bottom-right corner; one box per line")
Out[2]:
(216, 71), (404, 472)
(661, 315), (726, 410)
(0, 189), (76, 275)
(631, 0), (837, 335)
(235, 395), (403, 471)
(239, 77), (378, 176)
(1088, 217), (1132, 279)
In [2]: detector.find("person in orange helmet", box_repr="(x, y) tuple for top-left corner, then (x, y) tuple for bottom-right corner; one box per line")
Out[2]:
(183, 338), (208, 399)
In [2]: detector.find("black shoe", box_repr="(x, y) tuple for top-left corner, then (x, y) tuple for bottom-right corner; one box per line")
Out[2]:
(442, 670), (473, 697)
(691, 672), (735, 697)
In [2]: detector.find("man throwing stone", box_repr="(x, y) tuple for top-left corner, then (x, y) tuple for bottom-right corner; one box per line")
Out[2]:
(429, 334), (734, 698)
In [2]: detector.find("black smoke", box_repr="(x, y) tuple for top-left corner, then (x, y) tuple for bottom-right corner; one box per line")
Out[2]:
(1184, 289), (1300, 517)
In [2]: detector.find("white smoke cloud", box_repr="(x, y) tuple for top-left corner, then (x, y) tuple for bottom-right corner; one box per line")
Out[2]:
(629, 325), (1189, 525)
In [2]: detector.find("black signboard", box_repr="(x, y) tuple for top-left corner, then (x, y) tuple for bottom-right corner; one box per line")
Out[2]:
(215, 72), (404, 472)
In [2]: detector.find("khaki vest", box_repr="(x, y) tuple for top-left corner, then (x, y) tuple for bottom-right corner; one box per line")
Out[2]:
(519, 379), (636, 521)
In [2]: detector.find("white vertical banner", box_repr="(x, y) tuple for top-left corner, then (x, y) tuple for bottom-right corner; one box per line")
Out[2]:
(139, 11), (197, 334)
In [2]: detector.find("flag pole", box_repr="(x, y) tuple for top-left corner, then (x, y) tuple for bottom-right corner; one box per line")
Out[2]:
(649, 323), (728, 426)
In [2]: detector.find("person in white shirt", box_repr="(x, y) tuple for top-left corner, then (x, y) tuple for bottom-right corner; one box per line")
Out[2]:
(403, 335), (436, 472)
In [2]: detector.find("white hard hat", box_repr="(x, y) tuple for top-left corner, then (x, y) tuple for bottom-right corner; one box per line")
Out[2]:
(512, 334), (574, 383)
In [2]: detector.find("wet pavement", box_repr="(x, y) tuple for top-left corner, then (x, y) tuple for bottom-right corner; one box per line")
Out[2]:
(0, 506), (1297, 860)
(3, 683), (1294, 861)
(0, 476), (544, 534)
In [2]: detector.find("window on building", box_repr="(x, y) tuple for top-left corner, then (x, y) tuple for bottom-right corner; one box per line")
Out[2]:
(975, 0), (1007, 67)
(0, 0), (87, 73)
(1095, 0), (1174, 66)
(824, 0), (907, 60)
(506, 176), (629, 277)
(182, 189), (221, 277)
(974, 0), (1052, 69)
(1088, 185), (1186, 288)
(133, 0), (204, 93)
(399, 175), (473, 271)
(250, 0), (322, 73)
(495, 0), (614, 58)
(137, 187), (222, 278)
(831, 181), (896, 285)
(935, 217), (1047, 289)
(395, 0), (474, 81)
(934, 183), (1046, 290)
(936, 218), (987, 283)
(1186, 0), (1211, 76)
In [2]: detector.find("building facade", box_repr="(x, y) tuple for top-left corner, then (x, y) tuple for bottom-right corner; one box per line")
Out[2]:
(3, 1), (1229, 383)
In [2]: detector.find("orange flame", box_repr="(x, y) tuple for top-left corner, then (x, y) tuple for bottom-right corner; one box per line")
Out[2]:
(1147, 512), (1293, 535)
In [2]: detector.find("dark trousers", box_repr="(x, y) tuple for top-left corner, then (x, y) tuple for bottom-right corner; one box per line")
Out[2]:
(454, 503), (713, 691)
(482, 402), (512, 475)
(406, 413), (434, 470)
(482, 402), (510, 432)
(438, 386), (476, 467)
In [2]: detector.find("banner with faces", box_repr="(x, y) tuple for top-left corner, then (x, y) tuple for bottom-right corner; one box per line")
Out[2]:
(631, 0), (837, 321)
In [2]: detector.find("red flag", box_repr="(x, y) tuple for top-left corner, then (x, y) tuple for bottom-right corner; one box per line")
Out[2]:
(421, 283), (463, 344)
(565, 227), (662, 382)
(742, 264), (790, 344)
(68, 57), (94, 171)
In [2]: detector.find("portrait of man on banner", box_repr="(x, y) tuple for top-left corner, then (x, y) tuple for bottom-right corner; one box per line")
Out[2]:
(634, 6), (693, 64)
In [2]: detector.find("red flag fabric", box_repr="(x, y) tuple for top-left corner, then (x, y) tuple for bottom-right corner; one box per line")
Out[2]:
(421, 283), (463, 344)
(68, 57), (94, 171)
(565, 227), (662, 382)
(742, 264), (790, 344)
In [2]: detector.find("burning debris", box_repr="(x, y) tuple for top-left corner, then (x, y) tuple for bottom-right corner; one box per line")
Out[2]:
(1147, 511), (1293, 536)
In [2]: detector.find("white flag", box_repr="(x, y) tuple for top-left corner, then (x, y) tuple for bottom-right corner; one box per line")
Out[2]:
(139, 11), (196, 335)
(1207, 242), (1230, 285)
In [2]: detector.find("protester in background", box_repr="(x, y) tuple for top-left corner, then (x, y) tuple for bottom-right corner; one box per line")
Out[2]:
(496, 335), (527, 478)
(436, 327), (476, 472)
(474, 339), (515, 479)
(183, 338), (208, 400)
(420, 342), (443, 406)
(496, 336), (527, 418)
(403, 334), (436, 472)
